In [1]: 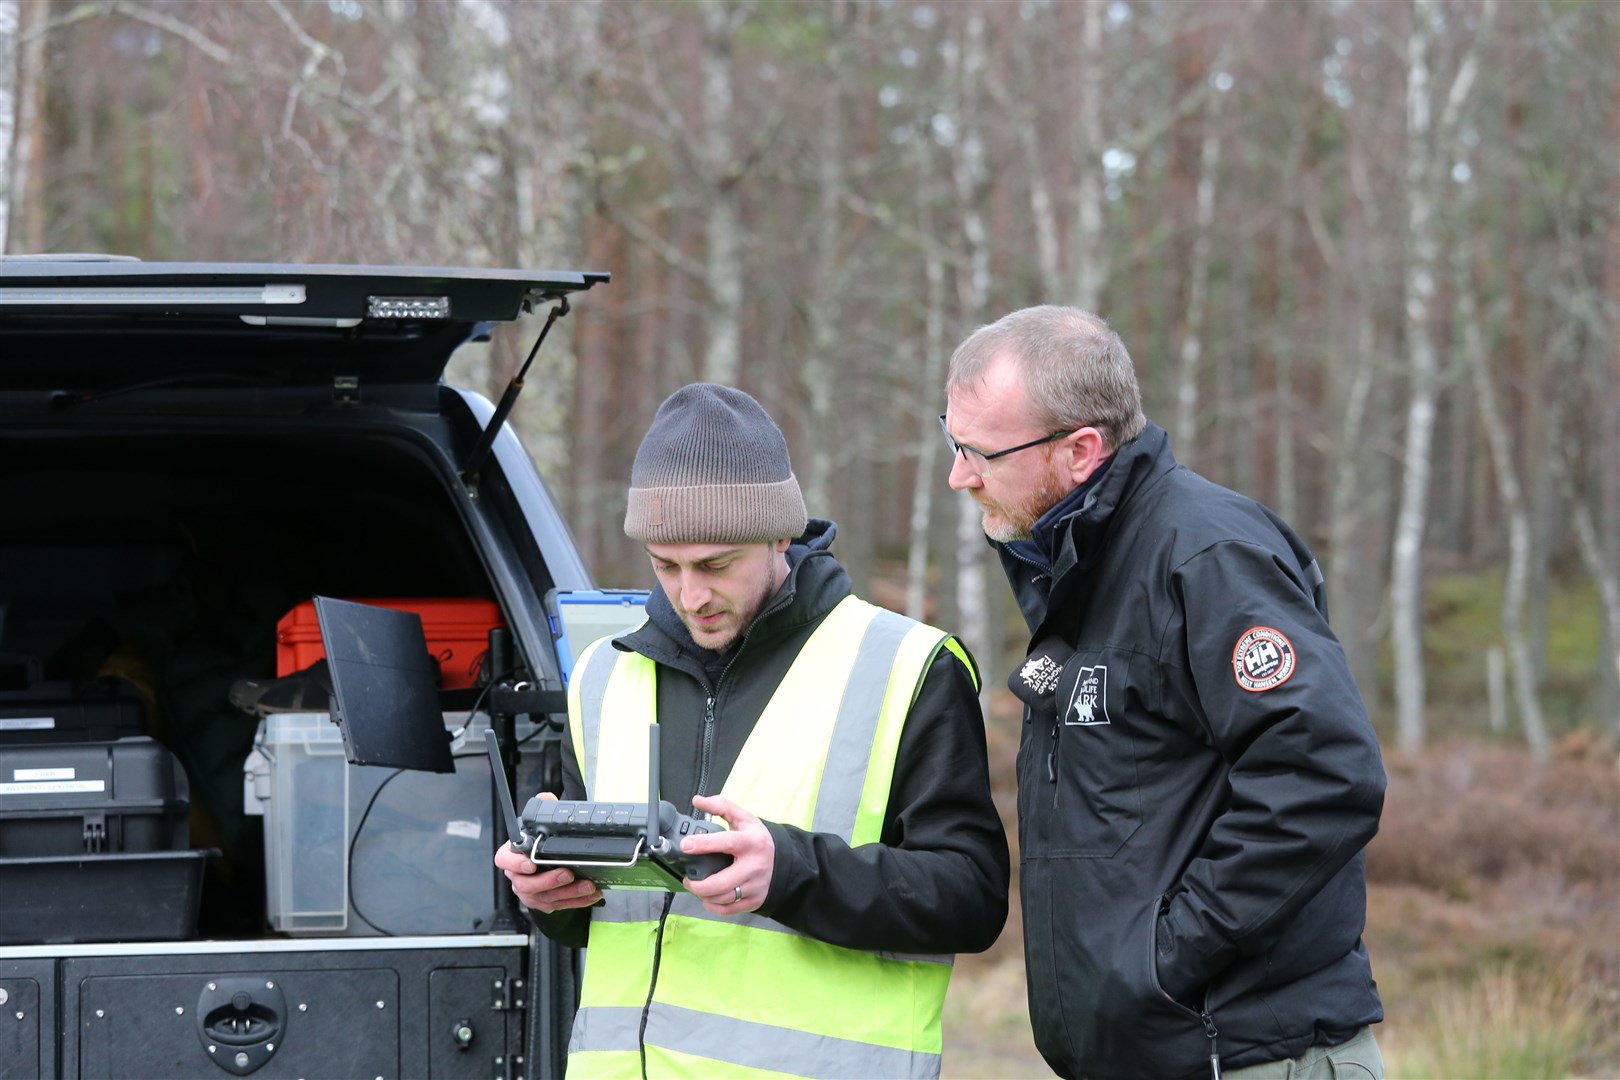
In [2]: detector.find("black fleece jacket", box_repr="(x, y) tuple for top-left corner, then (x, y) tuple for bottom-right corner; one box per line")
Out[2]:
(999, 422), (1385, 1080)
(531, 520), (1010, 956)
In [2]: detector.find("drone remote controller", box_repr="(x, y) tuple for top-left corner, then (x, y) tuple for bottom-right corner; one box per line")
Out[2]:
(484, 725), (732, 891)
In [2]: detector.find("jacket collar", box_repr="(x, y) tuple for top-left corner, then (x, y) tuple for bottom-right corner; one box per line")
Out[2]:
(1055, 423), (1166, 560)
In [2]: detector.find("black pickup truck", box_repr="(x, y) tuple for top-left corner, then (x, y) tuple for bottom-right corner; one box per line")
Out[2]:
(0, 257), (625, 1079)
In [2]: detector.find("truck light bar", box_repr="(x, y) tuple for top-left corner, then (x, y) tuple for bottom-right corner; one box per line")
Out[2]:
(367, 295), (451, 319)
(0, 284), (306, 306)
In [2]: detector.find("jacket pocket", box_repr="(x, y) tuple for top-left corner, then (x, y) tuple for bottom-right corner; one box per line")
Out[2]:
(1045, 648), (1144, 858)
(1087, 894), (1211, 1078)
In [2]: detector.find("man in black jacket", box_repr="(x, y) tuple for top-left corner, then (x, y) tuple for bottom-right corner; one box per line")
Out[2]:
(496, 383), (1009, 1077)
(942, 307), (1386, 1079)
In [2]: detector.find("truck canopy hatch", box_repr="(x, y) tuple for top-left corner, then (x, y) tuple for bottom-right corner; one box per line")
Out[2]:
(0, 258), (609, 392)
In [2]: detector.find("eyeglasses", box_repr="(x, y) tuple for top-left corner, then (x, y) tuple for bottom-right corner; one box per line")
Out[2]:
(938, 414), (1073, 464)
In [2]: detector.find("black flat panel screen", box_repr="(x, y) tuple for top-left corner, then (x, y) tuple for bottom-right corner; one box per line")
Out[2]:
(314, 596), (453, 773)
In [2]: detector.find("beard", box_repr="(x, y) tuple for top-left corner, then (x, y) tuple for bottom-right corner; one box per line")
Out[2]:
(977, 471), (1073, 543)
(674, 554), (781, 653)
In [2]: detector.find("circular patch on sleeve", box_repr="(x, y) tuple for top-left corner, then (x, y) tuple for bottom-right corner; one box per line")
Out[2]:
(1232, 626), (1296, 692)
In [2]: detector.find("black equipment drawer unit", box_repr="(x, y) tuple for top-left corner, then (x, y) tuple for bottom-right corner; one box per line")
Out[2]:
(0, 956), (55, 1079)
(41, 937), (530, 1079)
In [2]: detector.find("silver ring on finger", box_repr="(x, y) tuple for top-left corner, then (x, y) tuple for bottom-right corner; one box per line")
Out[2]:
(733, 885), (744, 903)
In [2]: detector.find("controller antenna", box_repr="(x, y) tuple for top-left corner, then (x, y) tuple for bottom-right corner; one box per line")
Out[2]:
(648, 722), (662, 845)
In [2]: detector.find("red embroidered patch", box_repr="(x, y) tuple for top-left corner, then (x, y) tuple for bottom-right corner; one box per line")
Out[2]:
(1232, 626), (1296, 692)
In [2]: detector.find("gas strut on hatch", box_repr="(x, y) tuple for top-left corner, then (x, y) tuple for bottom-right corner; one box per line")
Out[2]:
(460, 294), (571, 488)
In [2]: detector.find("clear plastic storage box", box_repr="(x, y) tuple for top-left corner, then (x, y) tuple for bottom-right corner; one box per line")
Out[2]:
(244, 711), (505, 936)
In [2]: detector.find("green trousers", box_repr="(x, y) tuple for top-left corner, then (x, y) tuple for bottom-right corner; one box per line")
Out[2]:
(1222, 1026), (1383, 1080)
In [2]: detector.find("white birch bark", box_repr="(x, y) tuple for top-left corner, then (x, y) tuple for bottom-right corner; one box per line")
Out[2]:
(1271, 126), (1303, 525)
(985, 24), (1058, 300)
(907, 133), (948, 623)
(1327, 309), (1378, 663)
(9, 0), (42, 253)
(1554, 452), (1620, 734)
(699, 1), (743, 385)
(1391, 0), (1493, 755)
(0, 0), (19, 253)
(1390, 2), (1438, 757)
(1326, 90), (1375, 645)
(1172, 116), (1222, 466)
(1073, 0), (1108, 312)
(799, 3), (848, 516)
(1459, 260), (1549, 761)
(512, 1), (596, 479)
(949, 11), (993, 709)
(377, 0), (430, 262)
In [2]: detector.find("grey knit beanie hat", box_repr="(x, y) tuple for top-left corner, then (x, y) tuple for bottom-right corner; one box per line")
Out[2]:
(624, 383), (808, 544)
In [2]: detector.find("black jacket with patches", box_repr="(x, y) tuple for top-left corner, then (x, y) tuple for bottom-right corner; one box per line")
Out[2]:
(996, 422), (1384, 1080)
(533, 519), (1010, 957)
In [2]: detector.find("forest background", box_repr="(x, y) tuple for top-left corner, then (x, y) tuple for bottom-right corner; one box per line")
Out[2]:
(1, 0), (1615, 1076)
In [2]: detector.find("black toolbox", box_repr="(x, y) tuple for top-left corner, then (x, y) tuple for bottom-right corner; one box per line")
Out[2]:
(0, 737), (189, 855)
(0, 654), (145, 746)
(0, 737), (212, 944)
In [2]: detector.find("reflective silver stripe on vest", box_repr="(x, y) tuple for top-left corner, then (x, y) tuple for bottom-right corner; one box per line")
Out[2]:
(589, 892), (950, 967)
(810, 605), (922, 840)
(598, 889), (669, 924)
(567, 1004), (644, 1056)
(641, 1001), (941, 1079)
(572, 640), (621, 793)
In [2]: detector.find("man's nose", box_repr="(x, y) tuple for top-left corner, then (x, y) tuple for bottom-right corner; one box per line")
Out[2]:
(947, 451), (980, 490)
(679, 573), (712, 612)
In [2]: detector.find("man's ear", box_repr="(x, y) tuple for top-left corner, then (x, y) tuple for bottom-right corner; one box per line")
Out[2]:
(772, 537), (792, 553)
(1062, 428), (1109, 486)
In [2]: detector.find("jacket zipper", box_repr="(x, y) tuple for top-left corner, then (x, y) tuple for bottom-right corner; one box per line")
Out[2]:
(1000, 545), (1059, 804)
(695, 692), (716, 800)
(1048, 718), (1060, 806)
(693, 603), (769, 802)
(1200, 1007), (1221, 1080)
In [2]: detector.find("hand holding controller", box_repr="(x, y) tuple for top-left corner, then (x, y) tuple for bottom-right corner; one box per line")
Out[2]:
(485, 726), (735, 892)
(648, 803), (731, 881)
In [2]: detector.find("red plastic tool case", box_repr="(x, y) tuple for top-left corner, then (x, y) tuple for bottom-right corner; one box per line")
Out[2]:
(275, 597), (504, 690)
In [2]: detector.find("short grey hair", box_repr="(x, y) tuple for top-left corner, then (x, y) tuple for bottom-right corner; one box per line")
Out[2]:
(947, 306), (1146, 453)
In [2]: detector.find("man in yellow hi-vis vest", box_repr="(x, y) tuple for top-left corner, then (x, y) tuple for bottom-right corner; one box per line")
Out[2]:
(495, 383), (1010, 1079)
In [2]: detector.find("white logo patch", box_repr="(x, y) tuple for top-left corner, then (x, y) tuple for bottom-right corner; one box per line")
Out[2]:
(1232, 626), (1297, 692)
(1064, 665), (1110, 726)
(1018, 655), (1064, 696)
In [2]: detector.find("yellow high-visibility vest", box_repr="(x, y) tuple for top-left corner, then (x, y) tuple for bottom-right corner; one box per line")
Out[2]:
(562, 595), (975, 1079)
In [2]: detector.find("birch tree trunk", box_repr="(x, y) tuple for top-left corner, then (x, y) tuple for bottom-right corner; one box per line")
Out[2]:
(949, 10), (993, 711)
(906, 133), (948, 623)
(1073, 0), (1107, 312)
(1326, 112), (1380, 691)
(10, 0), (40, 253)
(0, 0), (19, 252)
(799, 2), (848, 516)
(511, 1), (597, 478)
(1554, 448), (1620, 735)
(700, 2), (744, 385)
(1391, 0), (1493, 755)
(1459, 255), (1549, 761)
(1172, 99), (1222, 465)
(1270, 123), (1304, 525)
(377, 0), (431, 262)
(1390, 0), (1442, 756)
(986, 33), (1059, 300)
